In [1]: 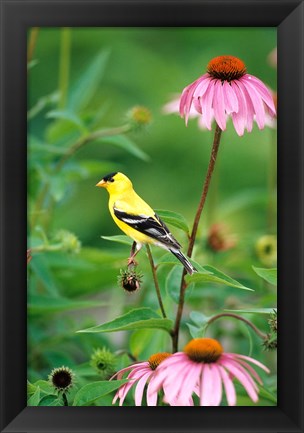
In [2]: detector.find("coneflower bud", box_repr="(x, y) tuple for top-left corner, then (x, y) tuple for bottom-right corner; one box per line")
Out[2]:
(268, 310), (277, 333)
(118, 269), (142, 293)
(255, 235), (277, 267)
(262, 332), (277, 351)
(90, 348), (116, 379)
(48, 366), (75, 393)
(127, 106), (152, 129)
(55, 230), (81, 254)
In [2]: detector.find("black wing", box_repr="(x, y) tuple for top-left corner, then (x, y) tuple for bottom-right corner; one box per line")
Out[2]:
(113, 208), (181, 249)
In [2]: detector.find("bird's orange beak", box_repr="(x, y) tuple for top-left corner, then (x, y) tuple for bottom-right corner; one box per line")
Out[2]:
(96, 179), (106, 188)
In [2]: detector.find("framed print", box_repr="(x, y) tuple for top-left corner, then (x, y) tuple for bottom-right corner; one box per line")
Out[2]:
(0, 0), (303, 432)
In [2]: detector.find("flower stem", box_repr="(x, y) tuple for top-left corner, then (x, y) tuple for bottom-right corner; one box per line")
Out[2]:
(62, 392), (68, 406)
(58, 27), (71, 109)
(172, 123), (222, 352)
(146, 245), (167, 319)
(207, 313), (267, 340)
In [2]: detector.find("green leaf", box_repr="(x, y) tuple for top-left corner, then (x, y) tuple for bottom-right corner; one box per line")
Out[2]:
(224, 308), (277, 315)
(154, 209), (189, 234)
(28, 91), (60, 119)
(68, 50), (110, 112)
(77, 307), (173, 334)
(258, 385), (277, 404)
(98, 135), (149, 161)
(166, 265), (194, 304)
(28, 387), (41, 406)
(27, 380), (37, 398)
(46, 110), (88, 134)
(186, 311), (210, 338)
(252, 266), (277, 286)
(38, 395), (63, 406)
(33, 380), (54, 395)
(28, 295), (108, 316)
(101, 235), (133, 246)
(186, 265), (253, 291)
(73, 380), (128, 406)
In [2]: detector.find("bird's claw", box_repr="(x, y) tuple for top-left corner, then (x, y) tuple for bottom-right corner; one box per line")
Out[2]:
(127, 257), (138, 267)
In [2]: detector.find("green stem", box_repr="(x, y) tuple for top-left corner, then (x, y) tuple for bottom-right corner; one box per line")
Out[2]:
(58, 28), (71, 109)
(62, 392), (68, 406)
(207, 313), (267, 340)
(146, 245), (167, 319)
(267, 128), (277, 233)
(172, 123), (222, 352)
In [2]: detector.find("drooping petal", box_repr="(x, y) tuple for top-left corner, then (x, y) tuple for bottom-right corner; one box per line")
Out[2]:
(213, 80), (227, 130)
(178, 362), (202, 405)
(209, 364), (223, 406)
(241, 75), (276, 116)
(146, 377), (159, 406)
(134, 372), (152, 406)
(193, 75), (211, 99)
(180, 78), (201, 124)
(241, 79), (266, 129)
(200, 80), (216, 130)
(230, 81), (247, 136)
(111, 361), (148, 380)
(200, 363), (214, 406)
(231, 354), (271, 373)
(220, 359), (259, 402)
(235, 80), (255, 132)
(223, 81), (239, 114)
(218, 365), (236, 406)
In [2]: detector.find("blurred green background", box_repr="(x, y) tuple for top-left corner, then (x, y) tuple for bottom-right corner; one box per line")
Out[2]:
(27, 27), (277, 406)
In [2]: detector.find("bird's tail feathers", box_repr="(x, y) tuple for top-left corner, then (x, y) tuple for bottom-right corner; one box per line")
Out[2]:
(169, 249), (197, 275)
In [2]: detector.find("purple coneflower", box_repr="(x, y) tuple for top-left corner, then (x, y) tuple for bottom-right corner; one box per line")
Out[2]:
(180, 55), (276, 136)
(111, 352), (171, 406)
(150, 338), (270, 406)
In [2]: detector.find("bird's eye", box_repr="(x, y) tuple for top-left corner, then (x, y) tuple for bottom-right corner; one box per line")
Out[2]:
(108, 178), (115, 183)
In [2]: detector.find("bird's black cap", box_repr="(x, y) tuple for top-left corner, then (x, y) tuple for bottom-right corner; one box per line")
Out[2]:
(102, 172), (117, 182)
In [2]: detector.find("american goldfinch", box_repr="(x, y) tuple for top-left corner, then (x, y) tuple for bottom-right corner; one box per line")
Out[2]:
(96, 172), (197, 275)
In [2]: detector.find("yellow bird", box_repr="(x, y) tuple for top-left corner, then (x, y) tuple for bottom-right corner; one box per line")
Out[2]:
(96, 172), (197, 275)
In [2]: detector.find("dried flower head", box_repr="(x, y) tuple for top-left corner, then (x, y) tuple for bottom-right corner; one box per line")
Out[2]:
(48, 366), (75, 393)
(118, 269), (142, 293)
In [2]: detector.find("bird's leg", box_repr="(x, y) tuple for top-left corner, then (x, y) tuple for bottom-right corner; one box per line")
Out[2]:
(127, 242), (141, 267)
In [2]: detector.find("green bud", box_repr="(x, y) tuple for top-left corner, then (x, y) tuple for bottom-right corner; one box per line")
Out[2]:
(90, 348), (116, 379)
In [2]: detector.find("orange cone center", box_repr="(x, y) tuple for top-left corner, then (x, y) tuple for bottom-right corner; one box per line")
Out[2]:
(148, 352), (171, 370)
(184, 338), (223, 363)
(207, 55), (247, 81)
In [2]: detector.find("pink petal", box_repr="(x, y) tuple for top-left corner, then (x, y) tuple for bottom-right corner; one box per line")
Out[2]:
(193, 75), (211, 98)
(180, 78), (201, 124)
(213, 80), (227, 130)
(210, 364), (223, 406)
(178, 362), (202, 405)
(134, 372), (152, 406)
(241, 75), (276, 115)
(223, 81), (239, 114)
(231, 354), (270, 373)
(110, 361), (148, 380)
(146, 377), (159, 406)
(220, 359), (259, 402)
(200, 80), (216, 130)
(230, 81), (247, 136)
(218, 365), (236, 406)
(193, 97), (202, 114)
(241, 79), (266, 129)
(235, 80), (255, 132)
(200, 363), (214, 406)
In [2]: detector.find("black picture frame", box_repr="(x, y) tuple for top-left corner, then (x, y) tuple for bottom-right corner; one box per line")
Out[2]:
(0, 0), (303, 432)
